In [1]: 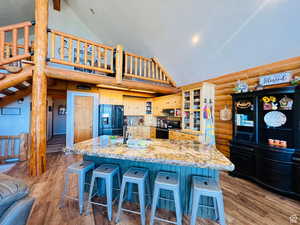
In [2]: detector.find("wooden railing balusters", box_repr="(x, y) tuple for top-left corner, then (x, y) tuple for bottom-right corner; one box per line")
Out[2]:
(68, 38), (72, 62)
(84, 42), (87, 65)
(51, 32), (55, 58)
(91, 45), (95, 67)
(0, 31), (4, 60)
(139, 57), (142, 76)
(12, 29), (18, 56)
(104, 48), (107, 69)
(24, 25), (29, 54)
(124, 54), (128, 74)
(76, 40), (80, 63)
(130, 55), (133, 74)
(60, 35), (64, 60)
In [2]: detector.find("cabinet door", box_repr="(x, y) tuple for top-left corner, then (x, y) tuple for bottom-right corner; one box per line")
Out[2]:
(293, 158), (300, 193)
(256, 148), (293, 192)
(230, 144), (255, 177)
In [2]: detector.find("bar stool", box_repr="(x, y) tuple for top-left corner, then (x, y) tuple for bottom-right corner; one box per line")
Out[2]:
(189, 176), (226, 225)
(86, 164), (121, 221)
(150, 171), (182, 225)
(60, 161), (95, 214)
(116, 167), (151, 225)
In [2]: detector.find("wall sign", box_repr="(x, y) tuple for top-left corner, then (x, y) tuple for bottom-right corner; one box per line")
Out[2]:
(259, 72), (291, 86)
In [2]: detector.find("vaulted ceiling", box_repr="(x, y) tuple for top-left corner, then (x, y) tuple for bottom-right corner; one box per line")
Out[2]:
(1, 0), (300, 85)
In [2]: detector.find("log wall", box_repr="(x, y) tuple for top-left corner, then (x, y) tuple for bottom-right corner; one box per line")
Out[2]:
(181, 56), (300, 157)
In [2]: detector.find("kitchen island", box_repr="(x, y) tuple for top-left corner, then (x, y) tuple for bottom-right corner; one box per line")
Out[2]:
(65, 137), (234, 219)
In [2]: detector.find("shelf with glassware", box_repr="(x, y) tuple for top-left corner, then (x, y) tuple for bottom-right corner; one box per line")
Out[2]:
(181, 83), (216, 139)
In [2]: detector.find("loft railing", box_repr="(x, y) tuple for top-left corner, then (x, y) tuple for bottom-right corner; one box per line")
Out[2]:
(0, 21), (33, 66)
(0, 21), (176, 87)
(124, 52), (176, 86)
(49, 30), (114, 74)
(0, 133), (29, 164)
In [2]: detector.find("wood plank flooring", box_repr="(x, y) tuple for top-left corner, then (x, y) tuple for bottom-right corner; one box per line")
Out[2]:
(5, 153), (300, 225)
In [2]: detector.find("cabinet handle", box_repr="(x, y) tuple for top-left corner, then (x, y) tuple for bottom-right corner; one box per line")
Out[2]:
(292, 157), (300, 162)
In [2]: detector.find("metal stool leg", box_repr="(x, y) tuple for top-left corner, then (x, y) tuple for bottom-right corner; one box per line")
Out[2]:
(150, 186), (159, 225)
(190, 191), (200, 225)
(216, 194), (226, 225)
(86, 175), (96, 215)
(78, 172), (85, 215)
(116, 180), (126, 223)
(138, 181), (146, 225)
(106, 174), (113, 221)
(174, 188), (183, 225)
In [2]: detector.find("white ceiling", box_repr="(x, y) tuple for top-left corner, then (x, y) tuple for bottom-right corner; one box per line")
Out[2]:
(0, 0), (34, 26)
(1, 0), (300, 85)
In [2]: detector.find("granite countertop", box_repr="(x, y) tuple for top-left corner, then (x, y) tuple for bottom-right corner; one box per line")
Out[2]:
(65, 137), (234, 171)
(169, 129), (202, 136)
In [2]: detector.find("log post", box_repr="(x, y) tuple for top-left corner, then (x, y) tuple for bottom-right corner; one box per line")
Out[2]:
(29, 0), (49, 176)
(115, 44), (123, 83)
(19, 133), (29, 161)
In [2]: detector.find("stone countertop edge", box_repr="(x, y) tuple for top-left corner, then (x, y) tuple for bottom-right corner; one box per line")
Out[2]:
(64, 147), (234, 172)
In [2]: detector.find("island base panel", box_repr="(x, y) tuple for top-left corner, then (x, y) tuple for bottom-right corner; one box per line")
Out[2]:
(83, 155), (219, 219)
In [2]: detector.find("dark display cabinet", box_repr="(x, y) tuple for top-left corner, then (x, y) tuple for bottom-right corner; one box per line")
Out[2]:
(230, 86), (300, 198)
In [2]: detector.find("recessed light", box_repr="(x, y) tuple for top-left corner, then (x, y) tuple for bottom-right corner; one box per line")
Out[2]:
(191, 33), (202, 46)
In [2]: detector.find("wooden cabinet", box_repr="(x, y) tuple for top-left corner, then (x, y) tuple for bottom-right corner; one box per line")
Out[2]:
(150, 127), (156, 138)
(169, 130), (199, 142)
(123, 96), (146, 116)
(152, 93), (181, 116)
(182, 82), (215, 143)
(99, 89), (123, 105)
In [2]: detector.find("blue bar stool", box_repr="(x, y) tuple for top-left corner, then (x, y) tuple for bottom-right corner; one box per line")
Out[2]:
(116, 167), (151, 225)
(86, 164), (121, 221)
(60, 161), (95, 214)
(189, 176), (226, 225)
(150, 171), (182, 225)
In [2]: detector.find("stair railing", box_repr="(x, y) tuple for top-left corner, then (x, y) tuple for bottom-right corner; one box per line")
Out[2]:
(124, 52), (176, 86)
(49, 29), (114, 74)
(0, 21), (33, 66)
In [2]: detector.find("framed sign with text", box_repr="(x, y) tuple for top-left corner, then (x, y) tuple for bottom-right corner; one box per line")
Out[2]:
(259, 72), (291, 86)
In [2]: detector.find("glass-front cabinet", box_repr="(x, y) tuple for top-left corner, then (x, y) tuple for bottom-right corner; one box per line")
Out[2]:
(181, 83), (215, 135)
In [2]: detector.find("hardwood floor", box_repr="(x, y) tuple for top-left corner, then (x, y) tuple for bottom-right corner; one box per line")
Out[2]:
(47, 135), (66, 153)
(5, 153), (300, 225)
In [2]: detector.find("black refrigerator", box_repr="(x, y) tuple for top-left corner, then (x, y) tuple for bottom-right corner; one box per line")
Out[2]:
(99, 104), (124, 136)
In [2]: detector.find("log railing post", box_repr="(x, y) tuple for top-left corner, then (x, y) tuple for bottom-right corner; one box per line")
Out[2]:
(19, 133), (29, 161)
(30, 0), (49, 176)
(115, 44), (123, 83)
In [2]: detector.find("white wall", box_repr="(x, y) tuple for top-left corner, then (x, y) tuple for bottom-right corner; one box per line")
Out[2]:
(48, 0), (98, 42)
(0, 96), (31, 136)
(53, 98), (66, 135)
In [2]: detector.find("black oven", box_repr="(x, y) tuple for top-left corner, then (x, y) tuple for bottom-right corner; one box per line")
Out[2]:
(156, 128), (169, 139)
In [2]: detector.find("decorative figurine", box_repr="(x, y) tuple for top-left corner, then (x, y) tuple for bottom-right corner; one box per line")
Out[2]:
(279, 95), (293, 110)
(234, 80), (249, 93)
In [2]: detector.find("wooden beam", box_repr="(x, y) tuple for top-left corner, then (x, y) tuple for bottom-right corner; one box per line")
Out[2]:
(0, 65), (33, 91)
(0, 88), (31, 107)
(53, 0), (61, 11)
(115, 44), (123, 83)
(152, 57), (177, 87)
(45, 66), (180, 94)
(30, 0), (48, 176)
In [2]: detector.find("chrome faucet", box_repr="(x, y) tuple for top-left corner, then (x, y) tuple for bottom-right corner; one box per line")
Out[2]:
(123, 125), (129, 144)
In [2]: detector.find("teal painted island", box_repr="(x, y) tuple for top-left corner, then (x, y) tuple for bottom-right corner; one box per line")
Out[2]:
(65, 136), (234, 219)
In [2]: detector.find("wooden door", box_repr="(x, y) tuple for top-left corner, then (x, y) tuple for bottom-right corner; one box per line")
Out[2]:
(74, 96), (94, 143)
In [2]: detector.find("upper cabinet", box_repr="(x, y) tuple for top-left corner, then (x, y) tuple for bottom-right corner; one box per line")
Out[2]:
(181, 82), (215, 138)
(152, 93), (181, 116)
(123, 96), (146, 116)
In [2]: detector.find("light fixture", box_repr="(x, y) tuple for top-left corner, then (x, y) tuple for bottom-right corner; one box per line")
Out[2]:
(191, 33), (202, 46)
(17, 98), (24, 104)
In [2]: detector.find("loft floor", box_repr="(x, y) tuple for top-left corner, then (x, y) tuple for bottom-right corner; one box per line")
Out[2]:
(5, 152), (300, 225)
